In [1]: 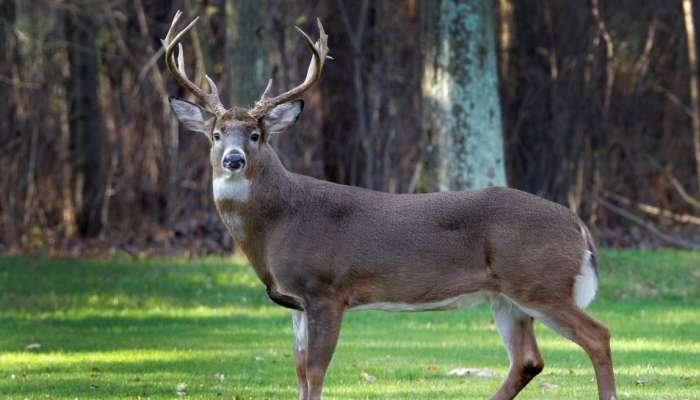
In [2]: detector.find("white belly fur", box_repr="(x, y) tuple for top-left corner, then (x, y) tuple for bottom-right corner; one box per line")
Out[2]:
(349, 292), (485, 312)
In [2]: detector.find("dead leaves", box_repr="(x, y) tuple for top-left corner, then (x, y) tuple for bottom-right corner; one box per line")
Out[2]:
(213, 372), (225, 382)
(360, 372), (377, 382)
(25, 342), (42, 351)
(172, 373), (228, 397)
(358, 365), (499, 385)
(175, 382), (187, 396)
(447, 367), (495, 378)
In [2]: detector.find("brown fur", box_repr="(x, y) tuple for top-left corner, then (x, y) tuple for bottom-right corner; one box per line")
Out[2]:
(228, 147), (580, 306)
(166, 12), (616, 395)
(204, 122), (617, 399)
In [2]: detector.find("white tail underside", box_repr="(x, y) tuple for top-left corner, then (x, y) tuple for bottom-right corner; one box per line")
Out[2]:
(574, 227), (598, 309)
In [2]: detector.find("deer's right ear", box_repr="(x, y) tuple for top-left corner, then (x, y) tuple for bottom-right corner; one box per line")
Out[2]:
(169, 97), (216, 136)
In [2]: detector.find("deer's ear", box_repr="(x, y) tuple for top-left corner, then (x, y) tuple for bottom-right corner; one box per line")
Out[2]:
(169, 97), (216, 136)
(263, 100), (304, 135)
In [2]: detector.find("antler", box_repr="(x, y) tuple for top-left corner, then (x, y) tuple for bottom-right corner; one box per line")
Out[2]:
(250, 18), (330, 119)
(162, 10), (226, 116)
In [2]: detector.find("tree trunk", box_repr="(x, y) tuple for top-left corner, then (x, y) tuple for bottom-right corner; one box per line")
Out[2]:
(683, 0), (700, 190)
(320, 3), (357, 185)
(420, 0), (507, 191)
(225, 0), (269, 107)
(0, 1), (15, 139)
(65, 7), (105, 237)
(0, 0), (17, 243)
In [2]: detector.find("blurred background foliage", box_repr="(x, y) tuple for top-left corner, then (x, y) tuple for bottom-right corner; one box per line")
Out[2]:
(1, 0), (700, 256)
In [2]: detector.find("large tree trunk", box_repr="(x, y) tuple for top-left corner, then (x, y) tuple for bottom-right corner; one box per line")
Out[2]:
(225, 0), (268, 107)
(65, 7), (105, 237)
(683, 0), (700, 190)
(0, 1), (15, 139)
(0, 0), (17, 243)
(420, 0), (507, 191)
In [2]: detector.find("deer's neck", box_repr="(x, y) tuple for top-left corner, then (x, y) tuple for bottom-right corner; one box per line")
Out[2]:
(213, 145), (297, 246)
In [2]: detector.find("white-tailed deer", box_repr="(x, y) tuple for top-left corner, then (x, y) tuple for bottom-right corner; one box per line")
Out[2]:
(162, 11), (617, 400)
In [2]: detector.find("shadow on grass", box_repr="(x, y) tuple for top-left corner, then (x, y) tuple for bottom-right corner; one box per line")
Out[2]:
(0, 256), (271, 311)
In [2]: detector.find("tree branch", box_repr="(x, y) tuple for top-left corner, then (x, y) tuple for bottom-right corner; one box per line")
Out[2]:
(598, 198), (700, 250)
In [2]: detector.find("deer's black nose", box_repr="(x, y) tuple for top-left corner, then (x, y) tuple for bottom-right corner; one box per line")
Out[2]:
(222, 151), (246, 171)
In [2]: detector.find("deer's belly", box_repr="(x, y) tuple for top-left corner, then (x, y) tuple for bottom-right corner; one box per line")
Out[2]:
(347, 292), (485, 312)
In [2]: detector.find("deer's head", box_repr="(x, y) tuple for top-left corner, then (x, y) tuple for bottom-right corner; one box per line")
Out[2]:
(162, 11), (329, 182)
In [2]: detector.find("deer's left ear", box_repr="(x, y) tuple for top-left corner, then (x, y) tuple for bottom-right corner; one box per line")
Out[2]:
(263, 100), (304, 135)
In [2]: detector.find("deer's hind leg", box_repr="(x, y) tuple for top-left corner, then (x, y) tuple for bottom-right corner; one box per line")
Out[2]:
(523, 302), (617, 400)
(489, 295), (544, 400)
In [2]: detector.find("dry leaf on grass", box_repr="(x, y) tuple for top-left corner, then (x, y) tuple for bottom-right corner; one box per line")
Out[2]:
(361, 372), (377, 382)
(539, 382), (557, 390)
(176, 382), (187, 396)
(25, 343), (42, 351)
(447, 368), (495, 378)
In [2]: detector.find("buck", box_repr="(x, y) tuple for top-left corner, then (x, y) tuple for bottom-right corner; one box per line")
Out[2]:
(162, 11), (617, 400)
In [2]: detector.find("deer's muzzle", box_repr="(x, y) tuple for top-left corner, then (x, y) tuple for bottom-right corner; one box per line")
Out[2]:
(222, 150), (246, 172)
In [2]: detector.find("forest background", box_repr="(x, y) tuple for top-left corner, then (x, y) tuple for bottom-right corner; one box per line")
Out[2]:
(2, 0), (700, 256)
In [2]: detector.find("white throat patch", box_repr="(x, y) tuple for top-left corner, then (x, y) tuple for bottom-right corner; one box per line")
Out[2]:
(213, 175), (251, 203)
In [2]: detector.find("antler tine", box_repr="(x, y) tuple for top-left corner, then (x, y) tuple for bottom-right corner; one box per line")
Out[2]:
(205, 75), (221, 100)
(260, 78), (274, 100)
(161, 11), (225, 116)
(176, 43), (187, 77)
(163, 9), (183, 44)
(252, 18), (329, 117)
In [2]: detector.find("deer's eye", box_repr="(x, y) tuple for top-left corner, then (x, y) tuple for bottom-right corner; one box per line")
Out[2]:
(250, 132), (260, 142)
(212, 132), (221, 141)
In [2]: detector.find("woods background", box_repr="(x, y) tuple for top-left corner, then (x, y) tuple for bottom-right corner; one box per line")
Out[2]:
(2, 0), (700, 256)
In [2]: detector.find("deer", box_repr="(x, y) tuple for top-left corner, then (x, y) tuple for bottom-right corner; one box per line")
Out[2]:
(162, 11), (617, 400)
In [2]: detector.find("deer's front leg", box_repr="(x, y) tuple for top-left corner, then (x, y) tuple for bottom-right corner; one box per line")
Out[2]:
(292, 310), (309, 400)
(304, 300), (344, 400)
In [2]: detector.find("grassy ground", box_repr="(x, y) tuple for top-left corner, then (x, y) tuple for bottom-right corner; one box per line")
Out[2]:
(0, 251), (699, 399)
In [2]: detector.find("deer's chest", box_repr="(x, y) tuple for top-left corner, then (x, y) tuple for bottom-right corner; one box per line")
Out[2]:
(213, 176), (251, 242)
(221, 213), (245, 242)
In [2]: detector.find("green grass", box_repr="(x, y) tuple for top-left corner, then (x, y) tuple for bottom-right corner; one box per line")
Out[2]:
(0, 250), (699, 399)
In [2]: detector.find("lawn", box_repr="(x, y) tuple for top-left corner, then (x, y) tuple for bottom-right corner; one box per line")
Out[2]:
(0, 251), (699, 399)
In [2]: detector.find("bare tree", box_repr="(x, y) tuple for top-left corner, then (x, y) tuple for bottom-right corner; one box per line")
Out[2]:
(225, 0), (269, 107)
(0, 1), (15, 140)
(0, 0), (17, 243)
(64, 6), (105, 237)
(683, 0), (700, 189)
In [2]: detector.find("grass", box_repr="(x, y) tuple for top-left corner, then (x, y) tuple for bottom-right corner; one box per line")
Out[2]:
(0, 250), (699, 399)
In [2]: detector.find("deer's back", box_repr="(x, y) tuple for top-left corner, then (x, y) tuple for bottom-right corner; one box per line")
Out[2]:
(265, 177), (587, 304)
